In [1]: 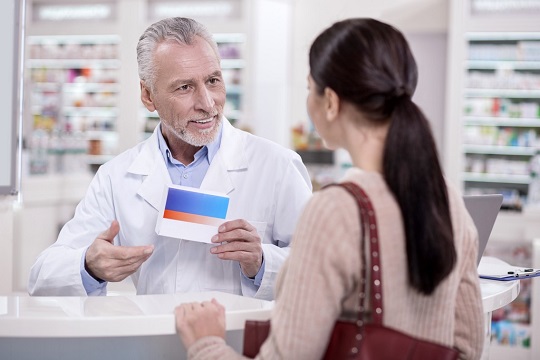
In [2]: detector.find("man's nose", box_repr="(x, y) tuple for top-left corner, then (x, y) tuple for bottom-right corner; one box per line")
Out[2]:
(194, 86), (215, 112)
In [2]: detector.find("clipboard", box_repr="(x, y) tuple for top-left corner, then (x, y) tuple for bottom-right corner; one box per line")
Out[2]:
(478, 256), (540, 281)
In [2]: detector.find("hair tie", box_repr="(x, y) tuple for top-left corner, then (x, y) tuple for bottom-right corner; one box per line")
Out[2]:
(395, 85), (412, 99)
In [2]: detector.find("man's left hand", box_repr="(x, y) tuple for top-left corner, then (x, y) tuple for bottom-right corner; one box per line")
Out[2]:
(210, 219), (262, 278)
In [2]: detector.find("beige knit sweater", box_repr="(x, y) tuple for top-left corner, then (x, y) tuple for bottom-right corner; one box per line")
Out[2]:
(187, 168), (484, 360)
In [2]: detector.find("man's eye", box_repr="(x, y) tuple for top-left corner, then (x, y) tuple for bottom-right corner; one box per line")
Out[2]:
(178, 85), (189, 91)
(209, 78), (220, 84)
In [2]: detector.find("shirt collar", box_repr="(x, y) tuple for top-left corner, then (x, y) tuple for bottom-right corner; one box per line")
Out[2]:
(157, 122), (223, 166)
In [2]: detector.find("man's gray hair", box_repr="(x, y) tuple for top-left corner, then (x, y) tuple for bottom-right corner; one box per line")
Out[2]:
(137, 17), (220, 91)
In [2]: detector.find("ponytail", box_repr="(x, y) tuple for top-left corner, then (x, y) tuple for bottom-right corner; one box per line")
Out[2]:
(383, 97), (456, 295)
(309, 18), (457, 294)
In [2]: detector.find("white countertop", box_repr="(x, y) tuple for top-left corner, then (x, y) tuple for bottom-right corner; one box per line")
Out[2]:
(0, 259), (519, 339)
(478, 257), (521, 313)
(0, 291), (273, 338)
(480, 278), (520, 313)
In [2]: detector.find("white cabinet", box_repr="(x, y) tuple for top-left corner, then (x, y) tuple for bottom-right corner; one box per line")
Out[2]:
(12, 173), (93, 293)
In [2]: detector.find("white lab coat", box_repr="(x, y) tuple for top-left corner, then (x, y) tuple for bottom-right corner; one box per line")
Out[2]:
(28, 120), (312, 300)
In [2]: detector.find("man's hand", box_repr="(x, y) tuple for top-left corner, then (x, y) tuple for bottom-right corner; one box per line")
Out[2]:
(175, 298), (226, 349)
(85, 220), (154, 282)
(210, 219), (263, 278)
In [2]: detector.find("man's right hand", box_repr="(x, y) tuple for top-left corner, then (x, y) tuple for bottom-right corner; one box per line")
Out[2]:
(85, 220), (154, 282)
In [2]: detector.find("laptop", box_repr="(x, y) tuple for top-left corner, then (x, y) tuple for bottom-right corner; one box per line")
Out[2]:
(462, 194), (504, 266)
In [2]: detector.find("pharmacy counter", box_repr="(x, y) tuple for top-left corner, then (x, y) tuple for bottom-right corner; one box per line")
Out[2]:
(0, 275), (519, 360)
(480, 278), (520, 313)
(0, 291), (272, 360)
(479, 260), (521, 360)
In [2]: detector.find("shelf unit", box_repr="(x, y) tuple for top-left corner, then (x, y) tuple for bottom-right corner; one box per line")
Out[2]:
(461, 32), (540, 209)
(25, 34), (120, 174)
(216, 32), (246, 126)
(24, 0), (291, 150)
(446, 2), (540, 359)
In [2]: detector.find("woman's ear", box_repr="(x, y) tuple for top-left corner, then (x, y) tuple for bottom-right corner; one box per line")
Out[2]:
(324, 87), (340, 121)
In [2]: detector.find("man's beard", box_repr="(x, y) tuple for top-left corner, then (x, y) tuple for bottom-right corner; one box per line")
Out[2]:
(162, 112), (222, 147)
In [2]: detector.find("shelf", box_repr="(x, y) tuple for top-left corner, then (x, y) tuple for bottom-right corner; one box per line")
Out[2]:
(84, 131), (118, 140)
(32, 106), (118, 117)
(466, 32), (540, 41)
(33, 82), (119, 93)
(464, 116), (540, 127)
(27, 34), (120, 45)
(26, 59), (121, 69)
(61, 83), (119, 92)
(463, 144), (537, 156)
(226, 84), (242, 94)
(220, 59), (245, 69)
(62, 107), (118, 117)
(463, 172), (531, 184)
(30, 82), (61, 91)
(465, 89), (540, 98)
(86, 154), (114, 165)
(213, 33), (245, 43)
(466, 60), (540, 70)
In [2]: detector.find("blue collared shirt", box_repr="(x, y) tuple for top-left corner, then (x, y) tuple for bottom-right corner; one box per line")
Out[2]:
(156, 124), (221, 188)
(81, 122), (265, 293)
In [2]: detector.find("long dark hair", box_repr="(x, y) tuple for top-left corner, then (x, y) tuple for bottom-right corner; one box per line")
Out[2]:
(309, 18), (455, 295)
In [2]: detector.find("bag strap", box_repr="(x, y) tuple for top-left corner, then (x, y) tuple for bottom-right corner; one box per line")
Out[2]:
(325, 182), (384, 327)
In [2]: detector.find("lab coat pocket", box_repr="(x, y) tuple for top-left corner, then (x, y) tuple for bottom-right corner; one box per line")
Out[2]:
(248, 220), (267, 243)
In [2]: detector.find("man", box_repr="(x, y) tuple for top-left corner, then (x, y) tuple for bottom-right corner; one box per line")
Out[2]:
(28, 17), (312, 300)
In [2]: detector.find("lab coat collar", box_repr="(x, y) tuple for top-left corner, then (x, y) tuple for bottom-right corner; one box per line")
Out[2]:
(211, 118), (248, 171)
(127, 128), (171, 211)
(200, 118), (247, 194)
(127, 118), (247, 211)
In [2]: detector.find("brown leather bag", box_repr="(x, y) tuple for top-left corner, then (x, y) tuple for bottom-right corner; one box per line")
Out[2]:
(243, 182), (459, 360)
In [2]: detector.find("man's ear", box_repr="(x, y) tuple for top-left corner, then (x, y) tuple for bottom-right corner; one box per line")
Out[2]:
(140, 81), (156, 112)
(324, 87), (340, 122)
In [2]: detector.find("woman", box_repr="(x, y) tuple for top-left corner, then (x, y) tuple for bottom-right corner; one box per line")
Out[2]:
(175, 18), (484, 360)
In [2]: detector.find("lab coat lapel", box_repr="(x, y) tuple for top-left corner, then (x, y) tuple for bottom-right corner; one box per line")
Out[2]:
(200, 119), (247, 195)
(127, 129), (171, 211)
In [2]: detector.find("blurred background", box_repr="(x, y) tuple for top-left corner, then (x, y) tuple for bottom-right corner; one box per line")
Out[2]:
(1, 1), (540, 358)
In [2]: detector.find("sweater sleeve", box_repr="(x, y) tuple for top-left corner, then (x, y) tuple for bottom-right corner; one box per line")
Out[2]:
(453, 207), (485, 360)
(259, 186), (359, 359)
(187, 187), (360, 360)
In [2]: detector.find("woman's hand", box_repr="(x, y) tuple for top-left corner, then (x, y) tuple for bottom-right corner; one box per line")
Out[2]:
(175, 298), (226, 349)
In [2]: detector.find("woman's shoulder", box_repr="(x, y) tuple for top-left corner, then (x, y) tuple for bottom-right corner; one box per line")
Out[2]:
(297, 182), (363, 240)
(308, 184), (358, 216)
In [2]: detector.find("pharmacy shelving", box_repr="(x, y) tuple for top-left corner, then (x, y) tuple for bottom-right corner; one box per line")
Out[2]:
(461, 32), (540, 208)
(25, 34), (120, 174)
(218, 33), (246, 125)
(446, 2), (540, 359)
